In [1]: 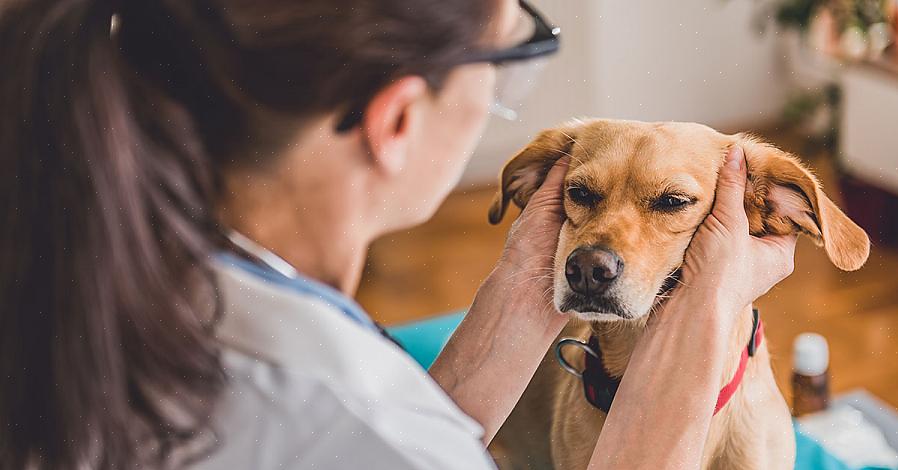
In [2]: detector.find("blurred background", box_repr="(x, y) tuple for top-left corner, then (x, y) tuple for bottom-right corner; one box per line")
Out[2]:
(359, 0), (898, 419)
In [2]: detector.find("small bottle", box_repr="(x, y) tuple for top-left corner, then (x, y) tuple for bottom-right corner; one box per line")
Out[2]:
(791, 333), (831, 417)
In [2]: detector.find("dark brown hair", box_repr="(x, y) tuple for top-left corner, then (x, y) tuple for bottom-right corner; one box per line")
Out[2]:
(0, 0), (495, 467)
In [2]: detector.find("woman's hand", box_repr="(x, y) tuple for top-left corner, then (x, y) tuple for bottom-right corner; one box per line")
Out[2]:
(489, 156), (571, 310)
(679, 146), (798, 329)
(430, 156), (571, 443)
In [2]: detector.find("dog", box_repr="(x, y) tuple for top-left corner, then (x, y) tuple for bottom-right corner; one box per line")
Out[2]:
(487, 119), (871, 469)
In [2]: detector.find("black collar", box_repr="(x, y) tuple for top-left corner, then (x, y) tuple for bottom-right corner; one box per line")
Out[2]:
(556, 308), (762, 414)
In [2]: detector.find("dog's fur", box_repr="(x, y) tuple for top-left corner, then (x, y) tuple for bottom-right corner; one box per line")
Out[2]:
(488, 119), (871, 470)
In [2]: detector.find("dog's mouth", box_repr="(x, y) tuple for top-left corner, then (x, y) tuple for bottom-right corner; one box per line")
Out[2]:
(559, 294), (631, 318)
(559, 267), (684, 320)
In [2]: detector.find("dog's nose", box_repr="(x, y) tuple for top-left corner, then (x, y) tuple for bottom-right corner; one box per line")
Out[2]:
(565, 246), (623, 296)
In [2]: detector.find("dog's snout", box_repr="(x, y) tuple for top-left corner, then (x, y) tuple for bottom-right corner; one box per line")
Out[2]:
(565, 246), (623, 296)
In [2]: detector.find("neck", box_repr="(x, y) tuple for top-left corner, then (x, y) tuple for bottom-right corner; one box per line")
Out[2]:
(218, 167), (372, 296)
(226, 217), (369, 295)
(591, 305), (756, 387)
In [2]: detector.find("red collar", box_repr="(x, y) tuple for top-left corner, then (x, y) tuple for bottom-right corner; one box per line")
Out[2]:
(557, 308), (763, 416)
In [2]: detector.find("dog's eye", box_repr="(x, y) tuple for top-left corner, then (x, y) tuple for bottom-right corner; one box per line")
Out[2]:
(567, 187), (600, 206)
(653, 194), (693, 211)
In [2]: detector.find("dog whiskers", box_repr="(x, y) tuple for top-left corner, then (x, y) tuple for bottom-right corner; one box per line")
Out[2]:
(513, 274), (554, 286)
(495, 266), (554, 284)
(559, 130), (590, 165)
(527, 141), (588, 167)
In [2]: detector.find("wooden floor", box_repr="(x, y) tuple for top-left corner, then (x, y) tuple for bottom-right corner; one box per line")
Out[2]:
(357, 132), (898, 408)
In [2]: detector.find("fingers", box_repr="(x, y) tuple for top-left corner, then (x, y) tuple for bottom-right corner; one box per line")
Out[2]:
(501, 156), (570, 270)
(709, 146), (749, 231)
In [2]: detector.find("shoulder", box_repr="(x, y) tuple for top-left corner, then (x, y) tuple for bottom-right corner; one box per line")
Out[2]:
(211, 256), (448, 402)
(198, 257), (494, 469)
(198, 350), (495, 469)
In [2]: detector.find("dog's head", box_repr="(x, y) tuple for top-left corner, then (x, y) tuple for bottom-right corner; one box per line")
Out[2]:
(489, 119), (870, 321)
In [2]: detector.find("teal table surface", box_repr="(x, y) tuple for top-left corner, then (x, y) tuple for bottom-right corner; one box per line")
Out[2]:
(387, 310), (466, 370)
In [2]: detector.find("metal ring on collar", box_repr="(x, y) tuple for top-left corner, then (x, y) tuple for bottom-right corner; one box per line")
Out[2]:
(555, 337), (599, 379)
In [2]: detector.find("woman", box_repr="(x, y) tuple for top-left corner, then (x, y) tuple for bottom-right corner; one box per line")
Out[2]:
(0, 0), (796, 468)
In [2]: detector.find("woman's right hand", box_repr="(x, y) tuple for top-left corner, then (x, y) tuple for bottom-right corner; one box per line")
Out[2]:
(489, 156), (571, 305)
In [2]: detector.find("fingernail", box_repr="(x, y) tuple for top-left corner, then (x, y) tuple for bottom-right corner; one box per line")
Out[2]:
(727, 146), (744, 169)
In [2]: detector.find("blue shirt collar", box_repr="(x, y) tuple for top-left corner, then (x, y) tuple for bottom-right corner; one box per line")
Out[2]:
(214, 252), (377, 331)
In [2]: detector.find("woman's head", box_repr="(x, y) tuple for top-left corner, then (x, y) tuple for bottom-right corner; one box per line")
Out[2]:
(0, 0), (512, 466)
(208, 0), (531, 237)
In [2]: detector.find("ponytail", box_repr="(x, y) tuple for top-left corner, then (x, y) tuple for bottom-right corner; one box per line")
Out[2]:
(1, 0), (499, 465)
(0, 0), (223, 467)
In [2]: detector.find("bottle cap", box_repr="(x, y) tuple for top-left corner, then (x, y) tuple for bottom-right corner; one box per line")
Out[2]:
(793, 333), (829, 376)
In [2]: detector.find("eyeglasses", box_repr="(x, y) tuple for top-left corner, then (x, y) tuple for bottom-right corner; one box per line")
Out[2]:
(335, 0), (560, 132)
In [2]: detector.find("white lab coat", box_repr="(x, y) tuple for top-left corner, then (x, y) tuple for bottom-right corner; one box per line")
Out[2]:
(188, 255), (496, 469)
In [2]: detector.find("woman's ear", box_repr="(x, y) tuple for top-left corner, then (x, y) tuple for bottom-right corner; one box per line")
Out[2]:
(361, 76), (428, 174)
(738, 135), (871, 271)
(488, 122), (581, 224)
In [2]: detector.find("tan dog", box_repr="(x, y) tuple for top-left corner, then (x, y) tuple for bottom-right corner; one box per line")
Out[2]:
(488, 119), (870, 470)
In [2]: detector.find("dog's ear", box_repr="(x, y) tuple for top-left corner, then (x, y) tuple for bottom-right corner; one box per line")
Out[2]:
(488, 124), (580, 224)
(739, 136), (870, 271)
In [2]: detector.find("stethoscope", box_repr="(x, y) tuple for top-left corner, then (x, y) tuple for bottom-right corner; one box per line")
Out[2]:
(224, 229), (301, 280)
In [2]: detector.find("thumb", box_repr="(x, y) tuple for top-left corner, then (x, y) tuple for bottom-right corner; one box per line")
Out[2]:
(710, 146), (748, 229)
(523, 156), (570, 211)
(752, 232), (798, 281)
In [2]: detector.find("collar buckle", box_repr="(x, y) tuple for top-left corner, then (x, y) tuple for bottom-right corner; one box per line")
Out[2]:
(748, 308), (760, 357)
(555, 337), (598, 379)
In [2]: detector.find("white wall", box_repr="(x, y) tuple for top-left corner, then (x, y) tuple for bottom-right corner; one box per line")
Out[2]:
(840, 67), (898, 194)
(460, 0), (789, 187)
